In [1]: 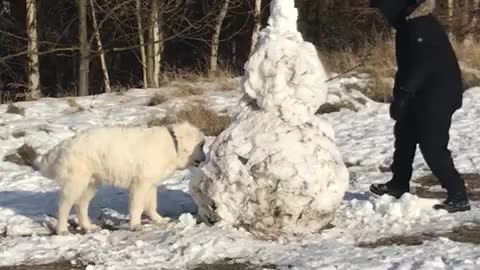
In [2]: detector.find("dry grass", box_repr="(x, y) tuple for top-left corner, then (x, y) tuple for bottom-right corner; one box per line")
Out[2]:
(149, 102), (231, 136)
(147, 70), (240, 106)
(208, 68), (241, 91)
(215, 77), (240, 92)
(172, 83), (205, 97)
(66, 97), (85, 111)
(5, 103), (25, 116)
(454, 41), (480, 73)
(321, 37), (480, 102)
(146, 85), (203, 107)
(161, 69), (206, 85)
(315, 101), (357, 114)
(161, 67), (239, 92)
(461, 69), (480, 90)
(162, 67), (237, 84)
(147, 92), (169, 106)
(452, 41), (480, 89)
(321, 37), (396, 102)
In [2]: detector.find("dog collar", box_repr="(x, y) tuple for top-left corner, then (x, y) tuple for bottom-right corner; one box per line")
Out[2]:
(167, 126), (178, 153)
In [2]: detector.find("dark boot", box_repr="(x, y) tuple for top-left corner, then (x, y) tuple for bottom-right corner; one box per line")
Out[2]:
(370, 183), (410, 199)
(433, 192), (471, 213)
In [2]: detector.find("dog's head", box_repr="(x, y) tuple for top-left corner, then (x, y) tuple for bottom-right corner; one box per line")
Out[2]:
(170, 121), (206, 169)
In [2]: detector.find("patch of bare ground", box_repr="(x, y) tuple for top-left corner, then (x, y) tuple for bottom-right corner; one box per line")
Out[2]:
(191, 259), (279, 270)
(0, 261), (86, 270)
(358, 224), (480, 248)
(414, 173), (480, 201)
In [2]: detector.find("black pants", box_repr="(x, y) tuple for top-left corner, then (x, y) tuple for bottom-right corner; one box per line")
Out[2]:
(389, 102), (466, 197)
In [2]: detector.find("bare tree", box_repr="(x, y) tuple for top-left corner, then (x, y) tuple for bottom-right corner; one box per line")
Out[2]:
(89, 0), (111, 93)
(26, 0), (40, 99)
(78, 0), (89, 96)
(250, 0), (262, 56)
(151, 0), (163, 87)
(146, 0), (156, 87)
(135, 0), (148, 88)
(210, 0), (231, 76)
(145, 0), (163, 88)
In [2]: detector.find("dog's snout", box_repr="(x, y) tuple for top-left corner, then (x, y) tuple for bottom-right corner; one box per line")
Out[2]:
(193, 152), (206, 167)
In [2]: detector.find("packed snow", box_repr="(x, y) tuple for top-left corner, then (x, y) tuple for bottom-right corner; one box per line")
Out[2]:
(190, 0), (348, 238)
(1, 80), (480, 269)
(242, 0), (328, 124)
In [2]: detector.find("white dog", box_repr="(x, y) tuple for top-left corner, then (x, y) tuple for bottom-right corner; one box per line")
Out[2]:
(28, 122), (205, 234)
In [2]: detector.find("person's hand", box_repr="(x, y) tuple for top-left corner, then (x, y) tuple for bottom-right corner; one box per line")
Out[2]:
(389, 87), (412, 121)
(390, 98), (406, 120)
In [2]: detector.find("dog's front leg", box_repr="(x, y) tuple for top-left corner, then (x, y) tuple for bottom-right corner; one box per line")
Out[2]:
(129, 178), (148, 231)
(57, 179), (89, 235)
(75, 183), (98, 232)
(145, 186), (171, 224)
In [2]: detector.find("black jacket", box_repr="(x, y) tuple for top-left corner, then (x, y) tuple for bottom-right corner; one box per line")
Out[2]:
(394, 15), (464, 112)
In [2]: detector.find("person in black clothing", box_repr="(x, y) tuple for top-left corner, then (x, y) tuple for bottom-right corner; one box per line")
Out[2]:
(368, 0), (471, 213)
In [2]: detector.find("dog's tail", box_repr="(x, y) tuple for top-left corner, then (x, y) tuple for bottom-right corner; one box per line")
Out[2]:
(16, 144), (41, 170)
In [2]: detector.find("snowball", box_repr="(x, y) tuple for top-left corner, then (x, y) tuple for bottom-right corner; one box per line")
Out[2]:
(242, 0), (328, 124)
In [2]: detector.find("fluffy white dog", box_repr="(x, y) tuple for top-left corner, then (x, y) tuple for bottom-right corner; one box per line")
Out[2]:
(27, 122), (205, 234)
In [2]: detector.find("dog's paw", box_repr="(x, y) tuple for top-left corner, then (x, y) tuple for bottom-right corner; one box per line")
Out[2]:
(56, 229), (70, 236)
(152, 216), (171, 224)
(81, 224), (100, 233)
(130, 224), (143, 232)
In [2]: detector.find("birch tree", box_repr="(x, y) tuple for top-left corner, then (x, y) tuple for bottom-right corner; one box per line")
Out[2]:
(89, 0), (110, 93)
(209, 0), (231, 76)
(144, 0), (164, 87)
(152, 0), (163, 87)
(136, 0), (148, 88)
(78, 0), (89, 96)
(26, 0), (40, 99)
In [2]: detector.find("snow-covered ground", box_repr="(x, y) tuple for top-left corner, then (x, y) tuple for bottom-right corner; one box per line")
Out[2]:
(1, 81), (480, 269)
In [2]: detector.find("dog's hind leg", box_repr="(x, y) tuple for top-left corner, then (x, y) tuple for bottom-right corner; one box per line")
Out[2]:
(57, 179), (89, 235)
(75, 183), (98, 232)
(145, 186), (170, 224)
(128, 178), (149, 231)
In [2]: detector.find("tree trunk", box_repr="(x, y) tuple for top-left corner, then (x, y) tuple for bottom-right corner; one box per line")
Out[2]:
(157, 0), (165, 85)
(151, 0), (163, 87)
(146, 0), (156, 87)
(209, 0), (230, 76)
(146, 30), (154, 88)
(26, 0), (41, 100)
(448, 0), (455, 38)
(89, 0), (111, 93)
(78, 0), (89, 96)
(135, 0), (148, 88)
(250, 0), (262, 56)
(465, 0), (480, 43)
